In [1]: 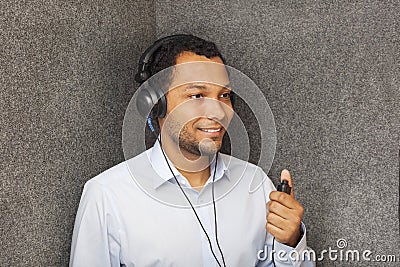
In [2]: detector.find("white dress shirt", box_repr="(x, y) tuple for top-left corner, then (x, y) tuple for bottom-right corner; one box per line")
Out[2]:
(70, 140), (315, 267)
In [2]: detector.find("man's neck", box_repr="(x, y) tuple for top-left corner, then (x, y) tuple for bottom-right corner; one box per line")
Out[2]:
(159, 136), (212, 191)
(175, 167), (210, 192)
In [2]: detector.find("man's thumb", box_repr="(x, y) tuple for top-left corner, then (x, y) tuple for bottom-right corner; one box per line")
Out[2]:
(281, 169), (295, 197)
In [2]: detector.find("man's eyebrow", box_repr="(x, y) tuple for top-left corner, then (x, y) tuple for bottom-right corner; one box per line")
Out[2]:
(184, 83), (231, 91)
(184, 84), (208, 91)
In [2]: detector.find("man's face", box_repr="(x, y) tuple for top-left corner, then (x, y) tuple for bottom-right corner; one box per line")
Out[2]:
(158, 52), (234, 157)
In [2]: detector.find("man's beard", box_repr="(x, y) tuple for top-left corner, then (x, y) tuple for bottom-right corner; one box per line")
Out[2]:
(165, 119), (221, 156)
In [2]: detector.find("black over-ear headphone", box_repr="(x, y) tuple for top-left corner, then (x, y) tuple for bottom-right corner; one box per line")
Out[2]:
(135, 34), (190, 120)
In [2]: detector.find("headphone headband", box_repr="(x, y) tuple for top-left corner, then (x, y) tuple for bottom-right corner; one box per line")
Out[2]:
(135, 34), (191, 84)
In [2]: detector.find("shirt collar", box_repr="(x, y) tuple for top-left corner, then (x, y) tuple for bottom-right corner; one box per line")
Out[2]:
(148, 139), (229, 189)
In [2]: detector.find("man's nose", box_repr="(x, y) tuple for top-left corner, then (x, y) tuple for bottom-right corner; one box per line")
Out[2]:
(204, 98), (227, 122)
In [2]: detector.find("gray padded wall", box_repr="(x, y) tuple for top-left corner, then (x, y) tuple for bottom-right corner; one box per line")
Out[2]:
(2, 0), (399, 266)
(155, 1), (399, 266)
(1, 0), (154, 265)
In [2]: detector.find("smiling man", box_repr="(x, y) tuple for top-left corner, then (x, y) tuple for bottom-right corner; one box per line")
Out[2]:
(69, 34), (315, 267)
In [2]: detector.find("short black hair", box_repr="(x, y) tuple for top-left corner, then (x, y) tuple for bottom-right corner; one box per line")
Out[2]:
(147, 34), (225, 79)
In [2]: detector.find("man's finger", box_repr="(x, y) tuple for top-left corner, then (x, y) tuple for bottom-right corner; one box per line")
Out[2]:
(265, 221), (285, 237)
(281, 169), (295, 198)
(266, 212), (287, 230)
(269, 192), (298, 209)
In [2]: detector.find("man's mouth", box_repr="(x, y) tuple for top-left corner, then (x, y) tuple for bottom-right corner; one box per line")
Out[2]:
(198, 127), (222, 133)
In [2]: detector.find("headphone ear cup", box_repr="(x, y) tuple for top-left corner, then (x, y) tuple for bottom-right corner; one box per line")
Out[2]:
(136, 86), (167, 119)
(136, 87), (157, 118)
(157, 93), (167, 118)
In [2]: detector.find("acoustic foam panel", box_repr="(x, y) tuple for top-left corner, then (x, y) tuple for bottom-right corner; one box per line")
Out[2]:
(155, 1), (399, 266)
(1, 0), (155, 265)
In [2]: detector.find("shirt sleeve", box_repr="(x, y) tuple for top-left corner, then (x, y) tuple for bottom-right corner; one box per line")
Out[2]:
(69, 179), (121, 267)
(256, 173), (316, 267)
(268, 222), (316, 267)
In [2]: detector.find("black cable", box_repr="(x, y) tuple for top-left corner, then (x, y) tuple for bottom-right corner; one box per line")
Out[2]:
(156, 134), (225, 267)
(212, 152), (226, 267)
(272, 237), (276, 267)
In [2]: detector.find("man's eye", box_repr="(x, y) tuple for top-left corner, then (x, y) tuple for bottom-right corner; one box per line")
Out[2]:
(190, 94), (203, 99)
(221, 93), (231, 98)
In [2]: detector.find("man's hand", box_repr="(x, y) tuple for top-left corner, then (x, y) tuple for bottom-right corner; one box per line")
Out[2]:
(266, 169), (304, 247)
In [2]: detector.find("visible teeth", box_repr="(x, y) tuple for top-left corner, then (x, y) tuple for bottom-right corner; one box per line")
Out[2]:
(201, 128), (221, 133)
